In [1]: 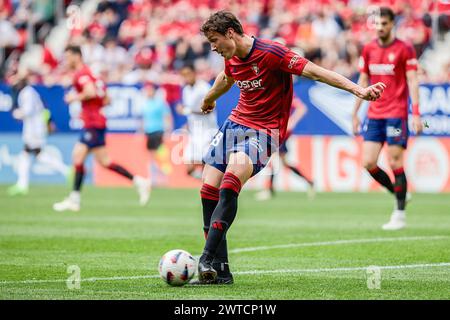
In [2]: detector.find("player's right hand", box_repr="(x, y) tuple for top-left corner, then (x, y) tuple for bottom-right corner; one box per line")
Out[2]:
(361, 82), (386, 101)
(352, 116), (360, 136)
(201, 99), (216, 114)
(412, 115), (423, 135)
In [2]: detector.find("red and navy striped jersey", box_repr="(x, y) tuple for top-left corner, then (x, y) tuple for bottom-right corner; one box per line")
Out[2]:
(224, 37), (309, 142)
(73, 65), (107, 129)
(359, 38), (418, 119)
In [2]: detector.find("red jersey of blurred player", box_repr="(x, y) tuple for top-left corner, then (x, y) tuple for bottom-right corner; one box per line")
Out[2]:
(359, 38), (418, 119)
(72, 65), (107, 129)
(225, 38), (308, 142)
(352, 7), (422, 231)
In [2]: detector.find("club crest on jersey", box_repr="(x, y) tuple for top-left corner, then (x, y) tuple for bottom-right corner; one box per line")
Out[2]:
(251, 63), (260, 75)
(388, 53), (395, 62)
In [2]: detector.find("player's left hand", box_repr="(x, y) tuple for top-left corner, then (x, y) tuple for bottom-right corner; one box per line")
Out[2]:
(412, 115), (423, 135)
(12, 109), (23, 120)
(360, 82), (386, 101)
(201, 99), (216, 114)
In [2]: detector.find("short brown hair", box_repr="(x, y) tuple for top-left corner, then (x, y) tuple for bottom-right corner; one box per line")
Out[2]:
(379, 7), (395, 21)
(65, 45), (82, 57)
(200, 10), (244, 36)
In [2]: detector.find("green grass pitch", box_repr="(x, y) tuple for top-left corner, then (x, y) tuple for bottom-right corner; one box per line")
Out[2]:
(0, 186), (449, 300)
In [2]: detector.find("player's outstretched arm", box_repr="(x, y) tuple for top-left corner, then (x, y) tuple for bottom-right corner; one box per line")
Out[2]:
(301, 61), (385, 101)
(201, 71), (235, 114)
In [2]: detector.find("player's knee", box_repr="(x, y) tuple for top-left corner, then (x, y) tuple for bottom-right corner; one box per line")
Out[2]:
(186, 164), (195, 175)
(93, 151), (111, 168)
(72, 145), (88, 164)
(389, 158), (402, 170)
(97, 158), (111, 168)
(227, 153), (253, 179)
(201, 165), (223, 187)
(72, 152), (82, 164)
(72, 156), (84, 167)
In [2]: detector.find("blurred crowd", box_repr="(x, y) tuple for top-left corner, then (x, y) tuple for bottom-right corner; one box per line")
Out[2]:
(1, 0), (449, 89)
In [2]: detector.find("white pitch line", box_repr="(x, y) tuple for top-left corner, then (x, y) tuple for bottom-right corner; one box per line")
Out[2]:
(0, 274), (161, 285)
(1, 236), (448, 285)
(229, 235), (450, 253)
(1, 262), (449, 285)
(235, 262), (450, 275)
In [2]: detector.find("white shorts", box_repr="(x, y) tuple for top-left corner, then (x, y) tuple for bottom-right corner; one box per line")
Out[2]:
(23, 119), (46, 149)
(23, 132), (46, 150)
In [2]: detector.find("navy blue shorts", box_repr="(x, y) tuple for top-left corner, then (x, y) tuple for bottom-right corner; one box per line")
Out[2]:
(80, 128), (106, 149)
(203, 119), (278, 177)
(363, 118), (409, 148)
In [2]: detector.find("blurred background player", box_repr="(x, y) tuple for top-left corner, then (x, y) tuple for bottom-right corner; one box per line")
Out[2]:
(7, 70), (69, 196)
(53, 46), (150, 212)
(255, 95), (315, 201)
(352, 7), (423, 231)
(196, 11), (385, 284)
(140, 81), (173, 186)
(177, 64), (218, 179)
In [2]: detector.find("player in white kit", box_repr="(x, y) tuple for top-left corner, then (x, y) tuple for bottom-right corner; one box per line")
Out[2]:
(177, 65), (218, 179)
(7, 73), (69, 196)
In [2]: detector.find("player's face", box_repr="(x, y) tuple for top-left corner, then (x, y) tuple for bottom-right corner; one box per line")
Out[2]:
(64, 51), (77, 70)
(375, 16), (394, 41)
(180, 68), (195, 86)
(143, 85), (155, 97)
(206, 30), (236, 60)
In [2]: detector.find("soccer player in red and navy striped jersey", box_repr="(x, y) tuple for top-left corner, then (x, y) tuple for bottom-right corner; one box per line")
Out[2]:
(196, 11), (386, 284)
(352, 7), (423, 231)
(53, 46), (151, 212)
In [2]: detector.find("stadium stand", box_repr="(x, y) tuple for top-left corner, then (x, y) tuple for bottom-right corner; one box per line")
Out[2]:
(0, 0), (449, 86)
